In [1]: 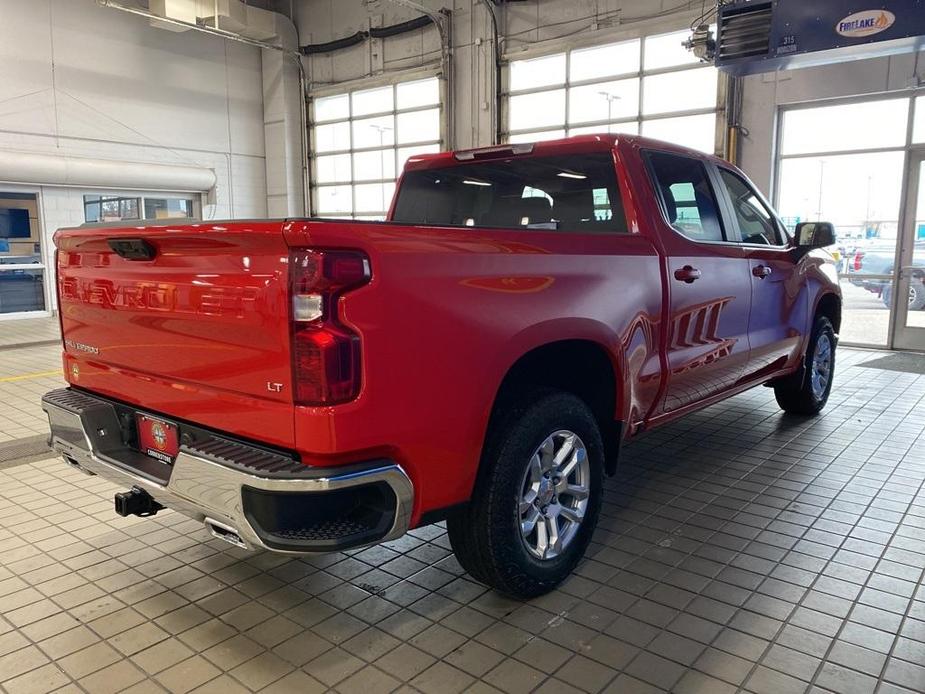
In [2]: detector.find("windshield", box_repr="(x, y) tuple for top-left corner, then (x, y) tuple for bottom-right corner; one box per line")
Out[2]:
(391, 153), (627, 233)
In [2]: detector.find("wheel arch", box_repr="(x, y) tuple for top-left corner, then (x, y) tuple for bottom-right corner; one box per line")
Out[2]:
(485, 339), (623, 476)
(814, 292), (842, 335)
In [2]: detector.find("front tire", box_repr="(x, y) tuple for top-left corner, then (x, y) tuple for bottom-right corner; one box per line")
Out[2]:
(447, 389), (604, 599)
(909, 279), (925, 311)
(774, 315), (836, 416)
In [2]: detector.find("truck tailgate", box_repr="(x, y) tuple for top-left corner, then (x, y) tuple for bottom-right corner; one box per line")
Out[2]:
(55, 221), (295, 449)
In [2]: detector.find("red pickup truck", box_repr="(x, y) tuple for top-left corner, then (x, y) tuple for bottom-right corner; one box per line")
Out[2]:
(43, 135), (840, 598)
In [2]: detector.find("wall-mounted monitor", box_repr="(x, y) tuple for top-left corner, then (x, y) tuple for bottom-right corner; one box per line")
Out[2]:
(0, 208), (30, 238)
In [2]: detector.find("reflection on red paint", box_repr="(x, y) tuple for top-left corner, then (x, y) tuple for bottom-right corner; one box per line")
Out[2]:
(459, 276), (555, 293)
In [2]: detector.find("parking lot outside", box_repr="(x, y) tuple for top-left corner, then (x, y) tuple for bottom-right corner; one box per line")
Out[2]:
(839, 280), (925, 346)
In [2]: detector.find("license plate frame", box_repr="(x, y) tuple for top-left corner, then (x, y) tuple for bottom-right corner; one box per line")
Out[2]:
(136, 414), (180, 465)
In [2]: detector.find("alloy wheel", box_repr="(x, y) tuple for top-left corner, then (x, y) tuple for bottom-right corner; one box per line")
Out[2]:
(518, 430), (591, 561)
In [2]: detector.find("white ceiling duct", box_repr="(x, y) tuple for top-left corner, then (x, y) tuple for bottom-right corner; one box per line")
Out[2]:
(0, 150), (216, 192)
(145, 0), (279, 41)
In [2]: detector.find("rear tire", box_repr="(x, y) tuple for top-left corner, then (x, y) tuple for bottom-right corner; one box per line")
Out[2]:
(774, 315), (836, 416)
(447, 389), (604, 599)
(885, 281), (925, 311)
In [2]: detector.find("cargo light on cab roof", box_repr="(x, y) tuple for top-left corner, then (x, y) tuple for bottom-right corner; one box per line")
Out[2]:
(454, 143), (534, 160)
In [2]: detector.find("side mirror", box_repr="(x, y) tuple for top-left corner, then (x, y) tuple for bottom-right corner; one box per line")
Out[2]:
(795, 221), (835, 249)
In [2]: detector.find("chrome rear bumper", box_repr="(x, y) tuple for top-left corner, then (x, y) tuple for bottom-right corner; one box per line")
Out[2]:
(41, 388), (413, 553)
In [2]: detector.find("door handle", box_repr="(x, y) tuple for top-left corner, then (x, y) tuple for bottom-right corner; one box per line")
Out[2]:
(674, 265), (702, 283)
(752, 264), (772, 279)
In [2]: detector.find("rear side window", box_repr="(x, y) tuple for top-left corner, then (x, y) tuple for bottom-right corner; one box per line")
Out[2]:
(717, 168), (784, 245)
(391, 153), (627, 233)
(646, 151), (724, 242)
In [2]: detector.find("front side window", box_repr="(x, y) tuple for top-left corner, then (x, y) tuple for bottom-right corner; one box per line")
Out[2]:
(391, 152), (626, 233)
(647, 151), (724, 242)
(717, 169), (783, 245)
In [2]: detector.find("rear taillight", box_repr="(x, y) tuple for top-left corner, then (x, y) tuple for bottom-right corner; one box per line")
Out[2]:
(289, 249), (370, 406)
(853, 251), (864, 271)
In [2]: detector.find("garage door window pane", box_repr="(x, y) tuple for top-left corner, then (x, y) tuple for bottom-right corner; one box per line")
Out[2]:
(311, 77), (443, 219)
(396, 108), (440, 144)
(781, 99), (909, 155)
(352, 116), (395, 149)
(508, 129), (566, 144)
(314, 94), (349, 122)
(397, 78), (439, 109)
(643, 68), (717, 115)
(315, 121), (351, 153)
(398, 143), (440, 170)
(510, 53), (566, 91)
(316, 185), (353, 215)
(352, 86), (393, 116)
(569, 122), (639, 136)
(315, 154), (352, 183)
(354, 182), (395, 213)
(643, 113), (715, 153)
(644, 29), (702, 70)
(913, 95), (925, 143)
(570, 40), (640, 81)
(353, 149), (395, 182)
(569, 78), (639, 124)
(510, 90), (566, 131)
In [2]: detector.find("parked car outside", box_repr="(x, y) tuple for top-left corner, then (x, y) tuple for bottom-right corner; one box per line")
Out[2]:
(848, 240), (925, 309)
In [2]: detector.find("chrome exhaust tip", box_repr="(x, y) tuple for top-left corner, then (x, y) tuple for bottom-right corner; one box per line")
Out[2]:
(63, 454), (95, 476)
(205, 518), (248, 549)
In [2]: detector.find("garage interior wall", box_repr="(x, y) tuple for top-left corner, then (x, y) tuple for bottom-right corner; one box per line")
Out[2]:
(0, 0), (269, 246)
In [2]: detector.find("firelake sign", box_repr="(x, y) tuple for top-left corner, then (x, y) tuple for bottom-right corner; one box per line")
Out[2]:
(835, 9), (897, 38)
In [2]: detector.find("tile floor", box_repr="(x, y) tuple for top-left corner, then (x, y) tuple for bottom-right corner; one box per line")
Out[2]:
(0, 343), (63, 443)
(0, 345), (922, 693)
(0, 317), (60, 349)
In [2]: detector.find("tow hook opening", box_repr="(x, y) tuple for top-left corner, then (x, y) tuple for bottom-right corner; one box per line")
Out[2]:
(114, 487), (163, 517)
(205, 518), (248, 549)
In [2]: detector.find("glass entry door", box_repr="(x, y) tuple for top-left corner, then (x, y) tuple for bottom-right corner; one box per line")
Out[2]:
(892, 151), (925, 350)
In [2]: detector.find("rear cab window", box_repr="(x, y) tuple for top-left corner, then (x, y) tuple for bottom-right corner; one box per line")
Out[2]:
(391, 153), (627, 233)
(645, 150), (726, 243)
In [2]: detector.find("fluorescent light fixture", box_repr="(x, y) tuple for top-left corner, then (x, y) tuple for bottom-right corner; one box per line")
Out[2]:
(557, 171), (587, 179)
(462, 179), (492, 186)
